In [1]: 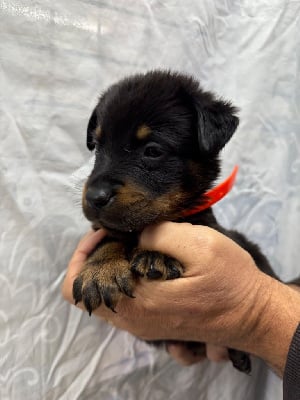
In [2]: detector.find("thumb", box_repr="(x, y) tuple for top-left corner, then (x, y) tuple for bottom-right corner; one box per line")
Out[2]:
(139, 221), (210, 267)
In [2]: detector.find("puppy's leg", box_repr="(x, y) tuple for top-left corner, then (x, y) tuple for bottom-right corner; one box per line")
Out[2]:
(130, 250), (184, 280)
(73, 239), (134, 314)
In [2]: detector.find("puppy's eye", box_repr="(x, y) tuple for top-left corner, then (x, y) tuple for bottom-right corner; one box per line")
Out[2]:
(143, 143), (164, 159)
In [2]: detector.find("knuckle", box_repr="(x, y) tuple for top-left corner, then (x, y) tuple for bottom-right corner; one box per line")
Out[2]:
(193, 227), (219, 256)
(143, 297), (156, 313)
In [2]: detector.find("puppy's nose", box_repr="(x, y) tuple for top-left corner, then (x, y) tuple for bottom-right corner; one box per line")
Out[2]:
(85, 185), (115, 209)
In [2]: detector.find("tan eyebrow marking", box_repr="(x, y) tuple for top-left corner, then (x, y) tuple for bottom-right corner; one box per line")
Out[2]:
(136, 124), (151, 140)
(95, 125), (102, 139)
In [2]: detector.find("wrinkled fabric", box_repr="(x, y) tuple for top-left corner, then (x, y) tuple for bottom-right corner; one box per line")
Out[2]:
(1, 0), (299, 399)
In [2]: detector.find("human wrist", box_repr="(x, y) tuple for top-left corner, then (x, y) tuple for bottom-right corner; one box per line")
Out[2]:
(236, 274), (300, 376)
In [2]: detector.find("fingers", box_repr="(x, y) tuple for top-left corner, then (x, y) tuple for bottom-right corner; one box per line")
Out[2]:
(206, 344), (229, 362)
(166, 342), (229, 366)
(166, 342), (206, 366)
(61, 229), (106, 303)
(72, 229), (107, 264)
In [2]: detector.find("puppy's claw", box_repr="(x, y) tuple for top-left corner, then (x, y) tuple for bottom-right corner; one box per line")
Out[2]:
(115, 276), (135, 298)
(146, 264), (163, 279)
(121, 290), (135, 299)
(102, 289), (117, 313)
(73, 276), (83, 304)
(165, 257), (184, 280)
(83, 298), (93, 316)
(166, 264), (181, 280)
(83, 281), (101, 309)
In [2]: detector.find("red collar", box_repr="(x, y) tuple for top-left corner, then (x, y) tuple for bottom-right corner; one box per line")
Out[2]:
(182, 165), (239, 217)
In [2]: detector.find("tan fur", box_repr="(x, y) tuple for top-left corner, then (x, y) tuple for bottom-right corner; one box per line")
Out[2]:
(117, 182), (147, 204)
(151, 189), (189, 218)
(95, 125), (102, 140)
(136, 124), (151, 140)
(80, 241), (134, 310)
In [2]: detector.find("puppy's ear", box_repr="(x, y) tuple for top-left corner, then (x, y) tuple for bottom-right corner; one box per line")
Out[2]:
(86, 107), (98, 151)
(196, 97), (239, 154)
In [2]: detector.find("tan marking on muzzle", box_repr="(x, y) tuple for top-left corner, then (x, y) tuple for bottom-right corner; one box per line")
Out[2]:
(95, 125), (102, 140)
(116, 182), (147, 205)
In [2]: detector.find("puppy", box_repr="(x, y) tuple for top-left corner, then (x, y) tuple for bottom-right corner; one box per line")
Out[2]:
(73, 70), (279, 373)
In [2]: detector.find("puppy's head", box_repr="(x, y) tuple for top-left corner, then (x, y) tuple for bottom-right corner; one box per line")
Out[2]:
(83, 70), (238, 233)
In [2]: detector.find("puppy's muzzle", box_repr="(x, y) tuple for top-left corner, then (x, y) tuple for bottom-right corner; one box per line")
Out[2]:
(85, 182), (121, 209)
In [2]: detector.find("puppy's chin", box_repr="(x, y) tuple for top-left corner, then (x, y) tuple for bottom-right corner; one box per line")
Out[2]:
(83, 205), (163, 234)
(88, 217), (152, 235)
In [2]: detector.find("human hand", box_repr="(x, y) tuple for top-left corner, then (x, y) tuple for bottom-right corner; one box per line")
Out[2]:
(62, 222), (300, 375)
(61, 227), (229, 366)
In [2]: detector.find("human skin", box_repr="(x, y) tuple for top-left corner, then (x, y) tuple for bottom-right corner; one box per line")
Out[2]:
(62, 223), (300, 376)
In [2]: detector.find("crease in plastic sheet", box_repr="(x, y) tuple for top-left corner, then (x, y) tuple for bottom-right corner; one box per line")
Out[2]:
(1, 0), (300, 399)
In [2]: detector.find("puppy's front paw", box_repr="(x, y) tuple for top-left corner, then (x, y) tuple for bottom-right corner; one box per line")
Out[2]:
(131, 251), (184, 280)
(73, 260), (134, 314)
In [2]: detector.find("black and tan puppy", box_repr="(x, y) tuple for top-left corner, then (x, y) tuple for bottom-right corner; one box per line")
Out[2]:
(73, 70), (278, 373)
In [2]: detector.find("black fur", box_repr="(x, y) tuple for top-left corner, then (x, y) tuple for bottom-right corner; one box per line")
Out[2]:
(79, 70), (285, 373)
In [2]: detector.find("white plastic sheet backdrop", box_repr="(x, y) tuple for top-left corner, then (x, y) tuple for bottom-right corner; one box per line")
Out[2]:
(1, 0), (299, 399)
